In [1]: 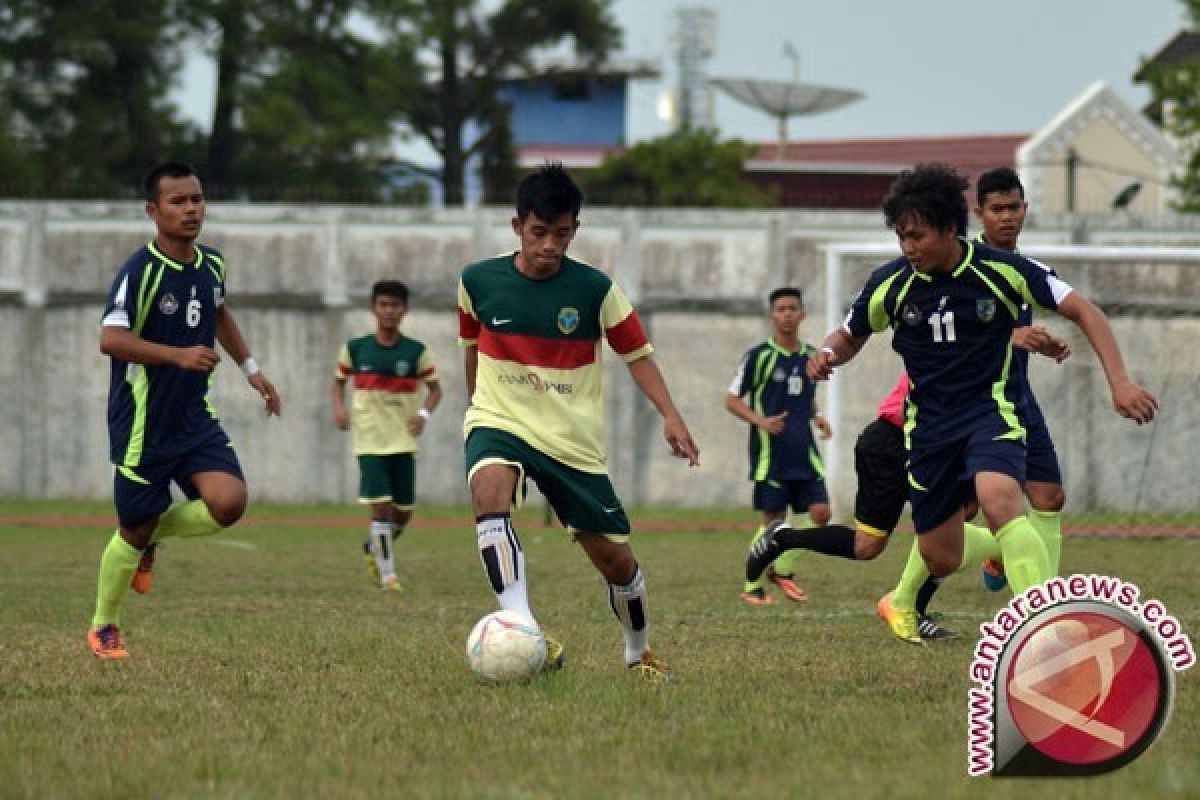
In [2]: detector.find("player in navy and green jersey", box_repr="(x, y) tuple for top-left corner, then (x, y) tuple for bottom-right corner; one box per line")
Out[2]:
(806, 164), (1156, 625)
(726, 287), (833, 605)
(88, 161), (281, 660)
(333, 280), (441, 591)
(458, 163), (699, 682)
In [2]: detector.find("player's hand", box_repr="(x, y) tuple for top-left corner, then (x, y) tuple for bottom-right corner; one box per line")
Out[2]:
(176, 345), (220, 372)
(813, 414), (833, 440)
(760, 411), (787, 435)
(1013, 326), (1071, 362)
(1112, 379), (1157, 425)
(663, 413), (699, 467)
(808, 349), (835, 381)
(406, 414), (426, 436)
(249, 372), (282, 416)
(333, 408), (350, 431)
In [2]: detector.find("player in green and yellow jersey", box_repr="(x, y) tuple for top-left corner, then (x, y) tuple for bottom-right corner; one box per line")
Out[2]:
(457, 163), (700, 682)
(334, 280), (442, 590)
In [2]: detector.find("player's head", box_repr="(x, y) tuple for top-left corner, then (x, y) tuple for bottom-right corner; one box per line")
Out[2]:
(882, 163), (968, 273)
(767, 287), (805, 335)
(144, 161), (204, 242)
(512, 162), (581, 274)
(370, 280), (408, 331)
(974, 166), (1027, 252)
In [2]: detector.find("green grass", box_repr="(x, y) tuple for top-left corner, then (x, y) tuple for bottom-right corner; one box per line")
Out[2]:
(1, 500), (1197, 799)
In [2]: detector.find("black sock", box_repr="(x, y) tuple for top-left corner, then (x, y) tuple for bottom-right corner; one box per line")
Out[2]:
(776, 524), (857, 560)
(915, 575), (943, 616)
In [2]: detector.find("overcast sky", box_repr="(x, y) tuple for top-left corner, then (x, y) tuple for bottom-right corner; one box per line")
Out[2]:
(173, 0), (1189, 154)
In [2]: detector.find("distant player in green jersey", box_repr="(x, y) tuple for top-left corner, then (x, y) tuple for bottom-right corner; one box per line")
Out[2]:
(457, 163), (699, 682)
(89, 161), (281, 659)
(333, 280), (442, 591)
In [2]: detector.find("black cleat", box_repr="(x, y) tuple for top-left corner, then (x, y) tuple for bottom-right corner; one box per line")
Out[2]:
(918, 613), (960, 640)
(745, 519), (789, 583)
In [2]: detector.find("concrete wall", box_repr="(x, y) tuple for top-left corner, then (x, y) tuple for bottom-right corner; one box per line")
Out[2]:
(3, 201), (1199, 513)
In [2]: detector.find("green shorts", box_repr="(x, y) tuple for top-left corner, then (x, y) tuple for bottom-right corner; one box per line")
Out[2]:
(357, 453), (415, 508)
(464, 427), (631, 540)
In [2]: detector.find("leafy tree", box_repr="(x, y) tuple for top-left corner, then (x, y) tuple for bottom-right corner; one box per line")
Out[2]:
(584, 130), (772, 208)
(1138, 1), (1200, 212)
(367, 0), (620, 206)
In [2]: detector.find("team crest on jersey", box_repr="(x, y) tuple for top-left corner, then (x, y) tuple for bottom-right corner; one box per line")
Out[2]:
(772, 368), (787, 382)
(901, 303), (922, 326)
(557, 306), (580, 334)
(977, 297), (996, 322)
(158, 293), (179, 315)
(394, 359), (409, 375)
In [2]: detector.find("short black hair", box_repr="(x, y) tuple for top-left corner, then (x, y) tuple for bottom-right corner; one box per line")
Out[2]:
(516, 162), (583, 222)
(144, 161), (199, 202)
(882, 163), (968, 236)
(976, 166), (1025, 205)
(768, 287), (803, 308)
(371, 280), (409, 305)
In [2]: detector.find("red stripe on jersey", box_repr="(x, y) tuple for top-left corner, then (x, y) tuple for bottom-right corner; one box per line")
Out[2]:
(605, 312), (649, 355)
(336, 364), (353, 377)
(459, 308), (481, 340)
(478, 328), (596, 369)
(353, 374), (419, 392)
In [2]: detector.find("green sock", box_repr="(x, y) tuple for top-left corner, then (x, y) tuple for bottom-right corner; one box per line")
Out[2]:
(743, 525), (767, 593)
(891, 537), (929, 611)
(995, 516), (1052, 594)
(771, 516), (813, 577)
(1028, 510), (1062, 575)
(152, 499), (222, 542)
(92, 532), (141, 627)
(959, 522), (1002, 572)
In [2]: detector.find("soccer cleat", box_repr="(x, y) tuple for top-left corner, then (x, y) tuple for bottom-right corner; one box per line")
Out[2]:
(981, 559), (1008, 592)
(381, 575), (400, 591)
(87, 625), (129, 660)
(542, 636), (565, 672)
(767, 567), (808, 602)
(918, 613), (960, 640)
(876, 591), (922, 645)
(130, 543), (158, 595)
(628, 649), (674, 684)
(745, 518), (789, 583)
(362, 539), (380, 587)
(740, 588), (776, 605)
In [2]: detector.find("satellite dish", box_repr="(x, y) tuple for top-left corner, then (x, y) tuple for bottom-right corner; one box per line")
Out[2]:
(710, 77), (864, 155)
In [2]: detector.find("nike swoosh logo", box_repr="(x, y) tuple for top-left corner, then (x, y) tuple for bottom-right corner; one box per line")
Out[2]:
(602, 506), (621, 513)
(492, 317), (512, 326)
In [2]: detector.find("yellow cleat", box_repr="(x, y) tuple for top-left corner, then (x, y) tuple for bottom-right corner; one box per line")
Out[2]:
(628, 649), (674, 684)
(381, 575), (400, 591)
(876, 591), (922, 645)
(362, 540), (380, 587)
(542, 636), (565, 672)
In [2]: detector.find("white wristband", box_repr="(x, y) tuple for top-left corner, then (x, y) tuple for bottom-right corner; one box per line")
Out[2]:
(418, 408), (431, 420)
(820, 347), (835, 356)
(240, 357), (260, 378)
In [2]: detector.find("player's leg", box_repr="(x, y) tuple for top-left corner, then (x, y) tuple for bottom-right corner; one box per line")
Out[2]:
(742, 481), (784, 604)
(970, 431), (1051, 593)
(389, 452), (415, 542)
(355, 455), (392, 587)
(1024, 413), (1065, 574)
(154, 433), (247, 544)
(767, 483), (832, 601)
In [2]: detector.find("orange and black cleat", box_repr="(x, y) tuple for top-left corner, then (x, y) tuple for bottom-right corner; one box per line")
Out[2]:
(88, 625), (129, 660)
(130, 544), (157, 595)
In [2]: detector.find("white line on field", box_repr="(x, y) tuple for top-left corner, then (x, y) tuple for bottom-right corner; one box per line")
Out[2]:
(209, 539), (257, 550)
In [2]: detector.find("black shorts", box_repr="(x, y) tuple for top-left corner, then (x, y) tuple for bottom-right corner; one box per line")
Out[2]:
(853, 417), (908, 537)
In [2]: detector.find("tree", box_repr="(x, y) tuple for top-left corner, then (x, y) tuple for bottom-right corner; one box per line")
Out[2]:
(584, 130), (773, 208)
(1138, 2), (1200, 212)
(367, 0), (620, 206)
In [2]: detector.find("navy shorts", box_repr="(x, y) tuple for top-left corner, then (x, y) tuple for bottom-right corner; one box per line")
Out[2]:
(752, 478), (829, 514)
(1021, 399), (1062, 485)
(907, 428), (1025, 533)
(113, 428), (244, 528)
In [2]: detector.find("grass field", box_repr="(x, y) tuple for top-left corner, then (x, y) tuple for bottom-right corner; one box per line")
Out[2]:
(1, 499), (1197, 799)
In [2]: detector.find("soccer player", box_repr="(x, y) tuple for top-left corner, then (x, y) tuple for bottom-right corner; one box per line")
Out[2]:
(89, 161), (281, 659)
(457, 163), (699, 682)
(807, 163), (1155, 626)
(726, 287), (833, 605)
(333, 280), (442, 591)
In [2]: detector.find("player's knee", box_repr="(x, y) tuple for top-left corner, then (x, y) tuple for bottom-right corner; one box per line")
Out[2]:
(924, 551), (959, 578)
(207, 489), (247, 527)
(808, 504), (832, 526)
(1030, 485), (1065, 512)
(853, 532), (887, 560)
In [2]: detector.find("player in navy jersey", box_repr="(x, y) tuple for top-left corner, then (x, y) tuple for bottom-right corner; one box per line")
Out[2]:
(88, 161), (281, 659)
(726, 288), (832, 604)
(803, 163), (1155, 618)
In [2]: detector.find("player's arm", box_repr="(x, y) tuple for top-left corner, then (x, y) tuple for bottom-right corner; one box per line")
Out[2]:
(463, 346), (478, 401)
(1012, 325), (1071, 363)
(627, 356), (699, 466)
(1056, 293), (1156, 423)
(808, 328), (868, 381)
(100, 325), (219, 371)
(725, 393), (786, 435)
(332, 376), (349, 430)
(407, 380), (443, 436)
(811, 396), (832, 439)
(216, 305), (281, 416)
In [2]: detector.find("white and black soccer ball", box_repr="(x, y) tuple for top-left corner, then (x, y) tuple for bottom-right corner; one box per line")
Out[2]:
(465, 610), (547, 684)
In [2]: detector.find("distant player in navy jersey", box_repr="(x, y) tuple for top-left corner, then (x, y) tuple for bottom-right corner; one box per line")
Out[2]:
(88, 161), (281, 659)
(802, 163), (1155, 616)
(726, 288), (832, 605)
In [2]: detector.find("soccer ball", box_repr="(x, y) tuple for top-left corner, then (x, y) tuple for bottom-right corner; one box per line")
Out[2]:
(465, 610), (547, 684)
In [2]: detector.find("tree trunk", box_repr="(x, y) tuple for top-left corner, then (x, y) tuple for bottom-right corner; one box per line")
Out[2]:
(207, 6), (246, 194)
(439, 13), (464, 206)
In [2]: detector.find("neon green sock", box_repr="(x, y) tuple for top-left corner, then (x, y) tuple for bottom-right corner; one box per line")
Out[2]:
(152, 499), (222, 542)
(959, 522), (1002, 572)
(743, 525), (767, 593)
(995, 516), (1052, 594)
(92, 532), (141, 627)
(1028, 510), (1062, 575)
(891, 537), (928, 611)
(771, 516), (813, 577)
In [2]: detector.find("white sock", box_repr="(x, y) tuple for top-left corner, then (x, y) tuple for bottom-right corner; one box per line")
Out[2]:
(476, 514), (532, 620)
(608, 566), (649, 666)
(369, 519), (395, 582)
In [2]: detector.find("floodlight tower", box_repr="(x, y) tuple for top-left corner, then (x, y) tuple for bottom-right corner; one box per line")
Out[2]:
(670, 6), (717, 130)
